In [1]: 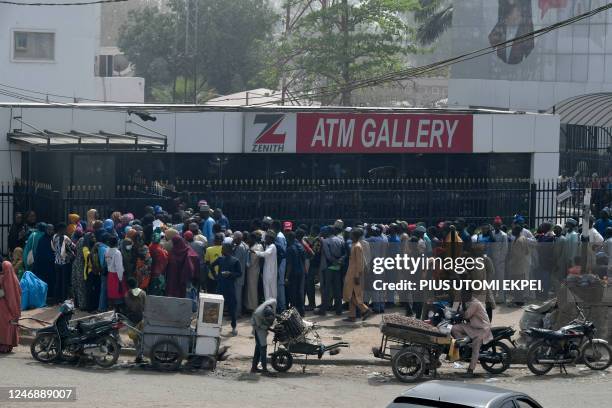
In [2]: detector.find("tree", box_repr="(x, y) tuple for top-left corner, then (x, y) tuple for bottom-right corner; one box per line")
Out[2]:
(118, 1), (278, 103)
(118, 6), (180, 101)
(272, 0), (422, 106)
(414, 0), (453, 46)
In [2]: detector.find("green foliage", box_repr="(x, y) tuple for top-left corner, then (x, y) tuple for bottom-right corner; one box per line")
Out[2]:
(273, 0), (422, 105)
(118, 0), (278, 102)
(414, 0), (453, 45)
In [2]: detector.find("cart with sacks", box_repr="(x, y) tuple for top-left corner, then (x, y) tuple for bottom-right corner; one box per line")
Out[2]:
(372, 313), (453, 382)
(269, 308), (349, 373)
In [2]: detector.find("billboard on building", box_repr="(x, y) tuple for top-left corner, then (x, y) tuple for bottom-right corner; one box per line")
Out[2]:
(452, 0), (610, 83)
(244, 112), (473, 154)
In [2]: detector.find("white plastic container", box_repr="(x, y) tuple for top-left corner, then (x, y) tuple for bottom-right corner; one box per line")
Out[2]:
(196, 293), (224, 336)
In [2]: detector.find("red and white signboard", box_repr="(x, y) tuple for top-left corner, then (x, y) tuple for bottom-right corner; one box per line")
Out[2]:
(244, 112), (473, 154)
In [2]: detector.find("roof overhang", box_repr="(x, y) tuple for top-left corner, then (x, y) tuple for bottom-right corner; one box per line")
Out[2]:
(7, 129), (167, 151)
(550, 92), (612, 127)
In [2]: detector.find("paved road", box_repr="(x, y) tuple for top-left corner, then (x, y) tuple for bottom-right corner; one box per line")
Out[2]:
(1, 346), (610, 408)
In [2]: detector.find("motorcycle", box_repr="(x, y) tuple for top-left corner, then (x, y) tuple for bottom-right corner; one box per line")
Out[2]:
(30, 300), (124, 368)
(524, 306), (612, 375)
(427, 301), (515, 374)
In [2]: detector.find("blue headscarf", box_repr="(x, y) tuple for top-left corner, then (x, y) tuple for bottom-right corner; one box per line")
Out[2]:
(103, 219), (114, 233)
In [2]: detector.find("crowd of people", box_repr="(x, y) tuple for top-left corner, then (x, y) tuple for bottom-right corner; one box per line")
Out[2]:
(2, 201), (612, 360)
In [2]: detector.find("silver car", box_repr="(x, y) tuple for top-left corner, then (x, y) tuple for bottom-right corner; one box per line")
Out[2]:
(386, 381), (543, 408)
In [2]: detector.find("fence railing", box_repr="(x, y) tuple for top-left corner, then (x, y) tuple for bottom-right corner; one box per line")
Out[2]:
(2, 177), (611, 254)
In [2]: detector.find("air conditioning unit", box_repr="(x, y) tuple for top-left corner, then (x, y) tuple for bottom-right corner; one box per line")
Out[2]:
(95, 52), (132, 77)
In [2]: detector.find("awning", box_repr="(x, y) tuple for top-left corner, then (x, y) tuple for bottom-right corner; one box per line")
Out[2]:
(550, 92), (612, 127)
(7, 129), (167, 151)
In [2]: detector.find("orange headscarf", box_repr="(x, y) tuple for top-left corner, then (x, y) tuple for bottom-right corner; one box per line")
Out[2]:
(67, 214), (80, 236)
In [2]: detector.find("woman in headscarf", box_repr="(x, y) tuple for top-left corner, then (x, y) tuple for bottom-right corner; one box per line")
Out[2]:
(23, 222), (46, 272)
(35, 224), (56, 300)
(103, 219), (115, 236)
(0, 258), (21, 353)
(67, 213), (81, 237)
(166, 235), (199, 298)
(162, 228), (178, 252)
(133, 233), (152, 290)
(82, 233), (98, 312)
(71, 231), (88, 309)
(111, 211), (122, 231)
(11, 247), (25, 280)
(148, 228), (169, 296)
(121, 237), (135, 279)
(86, 209), (98, 231)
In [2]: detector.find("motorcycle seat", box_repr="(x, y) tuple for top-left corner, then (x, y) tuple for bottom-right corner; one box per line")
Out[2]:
(491, 326), (512, 335)
(78, 320), (111, 332)
(528, 327), (565, 339)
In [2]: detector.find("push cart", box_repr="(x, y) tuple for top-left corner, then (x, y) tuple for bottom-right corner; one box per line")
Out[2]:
(372, 314), (451, 383)
(137, 294), (223, 371)
(270, 308), (349, 373)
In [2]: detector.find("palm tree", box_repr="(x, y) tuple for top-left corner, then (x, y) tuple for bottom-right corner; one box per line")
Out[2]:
(414, 0), (454, 46)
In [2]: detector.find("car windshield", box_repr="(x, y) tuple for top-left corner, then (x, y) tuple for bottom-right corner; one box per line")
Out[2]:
(390, 397), (475, 408)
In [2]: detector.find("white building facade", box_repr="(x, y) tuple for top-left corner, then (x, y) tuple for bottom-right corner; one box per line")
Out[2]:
(0, 4), (144, 104)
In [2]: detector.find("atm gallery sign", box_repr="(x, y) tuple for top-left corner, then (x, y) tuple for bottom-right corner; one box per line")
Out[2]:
(244, 112), (473, 154)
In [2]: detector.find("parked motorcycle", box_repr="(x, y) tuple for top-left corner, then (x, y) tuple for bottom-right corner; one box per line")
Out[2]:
(524, 306), (612, 375)
(427, 301), (515, 375)
(30, 301), (123, 368)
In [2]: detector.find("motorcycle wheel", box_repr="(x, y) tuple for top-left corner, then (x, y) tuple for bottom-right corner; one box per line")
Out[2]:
(30, 334), (61, 363)
(480, 341), (512, 374)
(391, 347), (426, 383)
(526, 340), (555, 376)
(150, 339), (184, 371)
(271, 349), (293, 372)
(92, 335), (120, 368)
(581, 339), (612, 371)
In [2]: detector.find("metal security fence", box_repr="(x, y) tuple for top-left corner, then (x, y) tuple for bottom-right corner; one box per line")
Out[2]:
(2, 177), (611, 255)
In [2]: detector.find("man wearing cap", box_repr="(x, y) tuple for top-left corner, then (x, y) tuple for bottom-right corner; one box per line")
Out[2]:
(270, 220), (288, 313)
(253, 231), (278, 301)
(551, 224), (567, 293)
(199, 205), (215, 243)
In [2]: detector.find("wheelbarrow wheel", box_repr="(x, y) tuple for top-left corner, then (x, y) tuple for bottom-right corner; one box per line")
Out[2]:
(271, 349), (293, 372)
(391, 347), (426, 383)
(150, 339), (185, 371)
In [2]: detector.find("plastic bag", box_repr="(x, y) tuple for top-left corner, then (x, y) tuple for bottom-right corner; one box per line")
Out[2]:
(19, 271), (48, 310)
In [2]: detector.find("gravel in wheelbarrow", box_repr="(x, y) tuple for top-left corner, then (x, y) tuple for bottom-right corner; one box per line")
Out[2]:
(381, 314), (449, 344)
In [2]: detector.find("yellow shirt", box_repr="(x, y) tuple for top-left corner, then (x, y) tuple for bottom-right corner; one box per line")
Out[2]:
(204, 245), (222, 279)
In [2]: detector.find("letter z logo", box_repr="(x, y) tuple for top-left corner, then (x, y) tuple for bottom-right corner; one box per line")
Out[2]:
(254, 114), (286, 145)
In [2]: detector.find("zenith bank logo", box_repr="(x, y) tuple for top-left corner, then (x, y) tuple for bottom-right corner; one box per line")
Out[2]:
(252, 114), (286, 153)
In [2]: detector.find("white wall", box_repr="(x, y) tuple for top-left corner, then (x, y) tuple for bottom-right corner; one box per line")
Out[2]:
(0, 6), (101, 103)
(95, 77), (145, 103)
(449, 79), (612, 111)
(0, 106), (560, 181)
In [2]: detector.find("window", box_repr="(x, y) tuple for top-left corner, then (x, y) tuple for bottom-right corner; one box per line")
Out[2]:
(499, 401), (516, 408)
(13, 31), (55, 61)
(516, 399), (540, 408)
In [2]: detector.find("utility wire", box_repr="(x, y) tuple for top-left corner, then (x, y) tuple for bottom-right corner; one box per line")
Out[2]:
(0, 0), (128, 6)
(0, 1), (610, 107)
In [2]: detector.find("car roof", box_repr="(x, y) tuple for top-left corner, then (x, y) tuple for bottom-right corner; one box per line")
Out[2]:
(396, 381), (524, 408)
